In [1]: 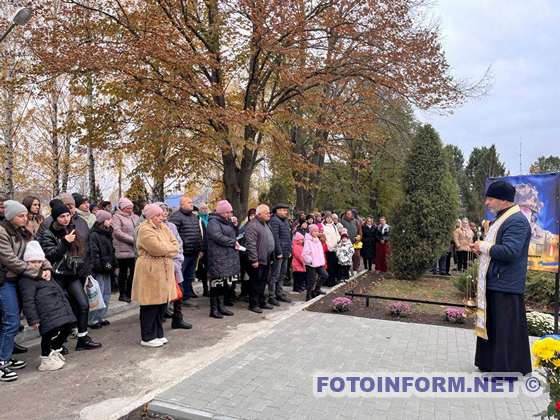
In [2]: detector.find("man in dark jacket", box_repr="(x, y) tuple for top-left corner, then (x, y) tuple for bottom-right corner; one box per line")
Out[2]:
(268, 203), (292, 305)
(206, 200), (241, 319)
(169, 196), (203, 306)
(244, 204), (275, 313)
(471, 180), (532, 375)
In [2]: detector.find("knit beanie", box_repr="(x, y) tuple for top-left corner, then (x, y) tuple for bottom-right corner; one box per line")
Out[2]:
(3, 200), (28, 221)
(23, 241), (45, 262)
(486, 180), (516, 202)
(309, 224), (319, 233)
(51, 203), (71, 220)
(215, 200), (233, 214)
(95, 210), (112, 224)
(57, 193), (75, 206)
(118, 197), (134, 210)
(143, 203), (163, 220)
(72, 193), (87, 208)
(49, 198), (64, 209)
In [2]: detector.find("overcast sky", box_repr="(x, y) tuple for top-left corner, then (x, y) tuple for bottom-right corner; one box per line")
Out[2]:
(418, 0), (560, 174)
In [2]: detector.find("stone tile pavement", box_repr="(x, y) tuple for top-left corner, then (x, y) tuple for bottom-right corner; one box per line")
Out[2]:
(149, 311), (548, 419)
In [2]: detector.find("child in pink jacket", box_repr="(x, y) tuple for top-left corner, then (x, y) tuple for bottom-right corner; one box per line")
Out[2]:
(291, 232), (306, 293)
(302, 225), (328, 301)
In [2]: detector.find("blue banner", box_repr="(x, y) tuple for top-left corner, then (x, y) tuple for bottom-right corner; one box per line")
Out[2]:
(485, 173), (560, 273)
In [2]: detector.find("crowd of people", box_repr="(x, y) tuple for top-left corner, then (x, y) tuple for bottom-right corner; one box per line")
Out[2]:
(0, 192), (391, 382)
(432, 217), (484, 276)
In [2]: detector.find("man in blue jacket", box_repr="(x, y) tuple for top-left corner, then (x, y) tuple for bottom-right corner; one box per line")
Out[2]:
(268, 203), (293, 305)
(471, 180), (532, 375)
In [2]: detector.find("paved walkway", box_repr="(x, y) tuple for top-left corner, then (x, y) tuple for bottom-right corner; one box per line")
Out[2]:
(150, 311), (548, 420)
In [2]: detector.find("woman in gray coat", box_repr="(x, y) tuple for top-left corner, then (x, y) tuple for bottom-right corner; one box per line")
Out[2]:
(206, 200), (241, 319)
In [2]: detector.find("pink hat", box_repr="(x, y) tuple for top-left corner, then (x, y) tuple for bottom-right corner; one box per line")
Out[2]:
(294, 232), (304, 241)
(95, 210), (112, 224)
(309, 224), (319, 233)
(215, 200), (233, 214)
(143, 203), (163, 220)
(118, 197), (134, 210)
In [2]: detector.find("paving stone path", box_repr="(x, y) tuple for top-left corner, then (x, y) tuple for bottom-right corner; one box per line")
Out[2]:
(150, 311), (548, 420)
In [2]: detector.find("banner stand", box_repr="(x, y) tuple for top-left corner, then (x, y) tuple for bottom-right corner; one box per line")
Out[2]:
(555, 272), (559, 334)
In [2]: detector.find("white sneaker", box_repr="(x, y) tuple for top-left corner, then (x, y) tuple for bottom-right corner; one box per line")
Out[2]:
(140, 339), (163, 348)
(159, 337), (168, 345)
(52, 348), (66, 362)
(38, 352), (65, 371)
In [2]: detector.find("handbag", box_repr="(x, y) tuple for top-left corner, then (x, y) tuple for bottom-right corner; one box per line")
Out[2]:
(53, 255), (84, 278)
(84, 275), (106, 311)
(175, 283), (183, 301)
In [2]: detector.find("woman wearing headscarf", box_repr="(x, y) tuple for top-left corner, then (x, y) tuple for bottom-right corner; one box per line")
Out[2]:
(132, 204), (179, 347)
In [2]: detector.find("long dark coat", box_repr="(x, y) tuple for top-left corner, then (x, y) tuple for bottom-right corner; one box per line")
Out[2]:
(207, 214), (240, 279)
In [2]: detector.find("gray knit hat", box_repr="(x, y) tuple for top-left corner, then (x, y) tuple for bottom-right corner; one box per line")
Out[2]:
(4, 200), (28, 221)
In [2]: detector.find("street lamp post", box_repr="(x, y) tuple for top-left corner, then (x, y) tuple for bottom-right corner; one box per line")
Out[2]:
(0, 7), (33, 44)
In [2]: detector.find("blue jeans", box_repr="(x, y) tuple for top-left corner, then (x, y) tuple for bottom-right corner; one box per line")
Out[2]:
(0, 282), (20, 361)
(88, 273), (112, 325)
(181, 254), (198, 300)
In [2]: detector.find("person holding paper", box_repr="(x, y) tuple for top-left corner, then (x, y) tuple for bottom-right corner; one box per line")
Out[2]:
(471, 180), (532, 375)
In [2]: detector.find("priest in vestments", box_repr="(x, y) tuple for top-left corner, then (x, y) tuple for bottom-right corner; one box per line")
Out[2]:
(471, 180), (532, 375)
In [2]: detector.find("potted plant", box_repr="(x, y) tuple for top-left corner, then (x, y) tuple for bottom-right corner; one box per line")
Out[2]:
(332, 297), (353, 313)
(389, 302), (411, 318)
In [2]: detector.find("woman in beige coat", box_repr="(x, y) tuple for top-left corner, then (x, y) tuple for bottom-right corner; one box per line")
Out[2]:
(453, 218), (474, 272)
(132, 204), (179, 348)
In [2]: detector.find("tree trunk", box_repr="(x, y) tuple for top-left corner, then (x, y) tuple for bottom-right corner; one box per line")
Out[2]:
(87, 142), (96, 199)
(1, 71), (16, 199)
(49, 88), (60, 196)
(61, 133), (71, 192)
(86, 92), (96, 200)
(152, 178), (165, 202)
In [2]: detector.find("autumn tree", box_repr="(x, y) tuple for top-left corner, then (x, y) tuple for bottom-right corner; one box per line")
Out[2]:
(32, 0), (468, 216)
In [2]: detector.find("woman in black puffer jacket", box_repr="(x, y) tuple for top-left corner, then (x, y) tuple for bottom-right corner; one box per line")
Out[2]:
(37, 203), (101, 351)
(87, 210), (116, 329)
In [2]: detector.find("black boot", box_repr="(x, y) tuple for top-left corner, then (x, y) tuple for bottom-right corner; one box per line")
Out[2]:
(202, 279), (209, 297)
(209, 288), (223, 319)
(217, 293), (234, 316)
(13, 343), (27, 354)
(223, 285), (235, 307)
(76, 335), (102, 351)
(172, 316), (193, 329)
(172, 301), (192, 329)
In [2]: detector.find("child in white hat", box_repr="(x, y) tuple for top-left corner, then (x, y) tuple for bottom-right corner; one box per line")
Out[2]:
(18, 241), (77, 371)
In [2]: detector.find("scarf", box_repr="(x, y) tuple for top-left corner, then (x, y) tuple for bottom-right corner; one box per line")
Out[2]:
(199, 213), (209, 228)
(475, 205), (520, 340)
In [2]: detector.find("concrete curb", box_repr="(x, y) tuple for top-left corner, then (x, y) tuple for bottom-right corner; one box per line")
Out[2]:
(146, 270), (370, 420)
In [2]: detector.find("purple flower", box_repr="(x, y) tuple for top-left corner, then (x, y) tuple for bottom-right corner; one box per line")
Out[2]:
(332, 297), (353, 313)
